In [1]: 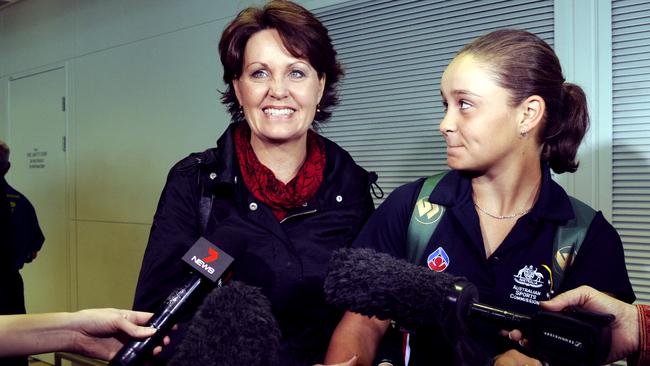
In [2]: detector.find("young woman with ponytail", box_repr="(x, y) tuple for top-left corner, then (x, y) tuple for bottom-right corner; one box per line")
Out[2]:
(325, 29), (634, 366)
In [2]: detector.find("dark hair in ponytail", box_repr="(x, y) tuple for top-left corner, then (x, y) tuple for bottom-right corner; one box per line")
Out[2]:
(458, 29), (589, 173)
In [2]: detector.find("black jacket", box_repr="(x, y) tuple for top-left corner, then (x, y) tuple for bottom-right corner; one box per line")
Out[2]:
(2, 179), (44, 271)
(134, 122), (375, 365)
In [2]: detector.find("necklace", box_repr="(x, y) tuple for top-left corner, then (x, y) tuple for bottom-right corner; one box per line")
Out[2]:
(473, 201), (532, 220)
(472, 175), (541, 220)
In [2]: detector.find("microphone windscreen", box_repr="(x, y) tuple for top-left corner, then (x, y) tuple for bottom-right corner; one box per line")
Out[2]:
(324, 248), (465, 328)
(168, 281), (281, 366)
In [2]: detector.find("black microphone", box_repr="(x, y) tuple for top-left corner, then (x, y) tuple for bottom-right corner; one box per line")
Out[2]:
(168, 280), (281, 366)
(324, 248), (613, 366)
(324, 248), (466, 330)
(109, 237), (245, 366)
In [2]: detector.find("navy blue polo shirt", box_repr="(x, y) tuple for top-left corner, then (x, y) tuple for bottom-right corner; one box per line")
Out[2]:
(353, 167), (634, 365)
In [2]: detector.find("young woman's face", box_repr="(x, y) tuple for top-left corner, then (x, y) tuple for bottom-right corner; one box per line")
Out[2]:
(233, 29), (325, 146)
(439, 54), (524, 172)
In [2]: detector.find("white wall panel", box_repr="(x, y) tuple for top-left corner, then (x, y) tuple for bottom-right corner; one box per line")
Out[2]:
(74, 21), (230, 223)
(0, 15), (5, 77)
(1, 0), (75, 76)
(0, 77), (6, 139)
(72, 0), (253, 59)
(76, 221), (150, 309)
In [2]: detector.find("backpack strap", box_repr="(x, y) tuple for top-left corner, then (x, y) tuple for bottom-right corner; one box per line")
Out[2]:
(406, 172), (448, 263)
(549, 196), (596, 294)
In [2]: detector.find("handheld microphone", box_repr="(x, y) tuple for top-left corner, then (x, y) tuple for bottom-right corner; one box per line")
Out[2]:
(324, 248), (465, 329)
(109, 237), (244, 366)
(168, 281), (281, 366)
(324, 248), (613, 366)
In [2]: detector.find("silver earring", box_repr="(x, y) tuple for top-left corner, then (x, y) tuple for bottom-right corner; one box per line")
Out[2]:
(316, 104), (321, 113)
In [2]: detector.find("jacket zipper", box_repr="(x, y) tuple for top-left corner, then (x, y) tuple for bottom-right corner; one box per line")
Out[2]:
(280, 209), (317, 223)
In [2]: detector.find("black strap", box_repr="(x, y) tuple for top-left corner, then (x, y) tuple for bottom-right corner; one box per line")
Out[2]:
(196, 149), (217, 235)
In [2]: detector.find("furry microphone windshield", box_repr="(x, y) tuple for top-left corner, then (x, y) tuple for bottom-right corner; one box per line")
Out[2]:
(324, 247), (468, 329)
(168, 281), (281, 366)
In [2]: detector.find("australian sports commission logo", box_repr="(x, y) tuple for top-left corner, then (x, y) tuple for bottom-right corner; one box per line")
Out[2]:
(513, 265), (544, 288)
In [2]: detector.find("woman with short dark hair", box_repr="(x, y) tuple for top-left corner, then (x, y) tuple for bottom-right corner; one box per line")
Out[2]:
(133, 1), (374, 364)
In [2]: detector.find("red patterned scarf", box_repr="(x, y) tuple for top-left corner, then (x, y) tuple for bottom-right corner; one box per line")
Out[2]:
(234, 124), (326, 221)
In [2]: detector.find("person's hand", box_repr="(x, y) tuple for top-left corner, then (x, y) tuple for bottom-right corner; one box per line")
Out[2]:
(314, 355), (358, 366)
(69, 308), (170, 360)
(492, 349), (543, 366)
(539, 285), (638, 363)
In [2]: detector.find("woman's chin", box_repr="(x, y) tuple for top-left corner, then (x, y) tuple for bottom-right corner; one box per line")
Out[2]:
(255, 132), (307, 146)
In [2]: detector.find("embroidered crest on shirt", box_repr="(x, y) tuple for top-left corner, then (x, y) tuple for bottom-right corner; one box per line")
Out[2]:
(414, 199), (444, 225)
(513, 265), (544, 288)
(427, 247), (449, 272)
(510, 265), (551, 306)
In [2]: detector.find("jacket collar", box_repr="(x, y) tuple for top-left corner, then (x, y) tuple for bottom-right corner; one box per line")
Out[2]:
(206, 122), (371, 210)
(211, 122), (241, 186)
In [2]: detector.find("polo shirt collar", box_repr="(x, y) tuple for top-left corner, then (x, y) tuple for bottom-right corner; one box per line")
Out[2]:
(428, 163), (574, 223)
(531, 164), (574, 222)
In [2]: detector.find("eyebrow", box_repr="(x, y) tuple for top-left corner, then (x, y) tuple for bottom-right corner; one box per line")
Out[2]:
(243, 61), (268, 69)
(244, 61), (309, 70)
(440, 89), (483, 99)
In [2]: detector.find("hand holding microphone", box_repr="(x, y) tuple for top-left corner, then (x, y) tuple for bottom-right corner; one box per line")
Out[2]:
(324, 248), (614, 366)
(109, 237), (245, 366)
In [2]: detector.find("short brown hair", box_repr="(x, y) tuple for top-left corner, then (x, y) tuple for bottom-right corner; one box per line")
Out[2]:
(458, 29), (589, 174)
(219, 0), (343, 127)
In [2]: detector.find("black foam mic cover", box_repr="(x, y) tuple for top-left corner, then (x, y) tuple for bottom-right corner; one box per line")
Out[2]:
(324, 248), (468, 329)
(168, 281), (281, 366)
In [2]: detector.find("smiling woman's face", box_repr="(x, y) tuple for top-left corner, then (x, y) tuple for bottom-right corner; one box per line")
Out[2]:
(439, 53), (524, 173)
(233, 29), (325, 146)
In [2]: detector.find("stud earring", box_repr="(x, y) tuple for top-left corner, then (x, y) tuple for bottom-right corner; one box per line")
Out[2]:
(316, 104), (321, 113)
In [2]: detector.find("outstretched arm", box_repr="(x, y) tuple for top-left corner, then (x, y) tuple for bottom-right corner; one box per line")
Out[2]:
(325, 311), (389, 366)
(0, 308), (167, 360)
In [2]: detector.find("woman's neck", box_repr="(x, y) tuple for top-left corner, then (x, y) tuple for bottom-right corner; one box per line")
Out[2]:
(250, 135), (308, 184)
(471, 158), (543, 217)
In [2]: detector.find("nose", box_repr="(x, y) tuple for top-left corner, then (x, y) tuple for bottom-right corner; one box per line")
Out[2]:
(269, 76), (288, 99)
(439, 110), (456, 136)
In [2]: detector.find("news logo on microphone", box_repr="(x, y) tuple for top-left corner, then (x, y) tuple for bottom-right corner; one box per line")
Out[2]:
(182, 237), (234, 283)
